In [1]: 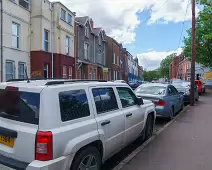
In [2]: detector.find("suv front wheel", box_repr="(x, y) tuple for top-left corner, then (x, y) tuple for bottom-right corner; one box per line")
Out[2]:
(71, 146), (101, 170)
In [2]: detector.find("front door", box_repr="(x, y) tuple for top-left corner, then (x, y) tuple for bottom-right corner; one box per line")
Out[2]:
(116, 87), (145, 145)
(90, 87), (125, 159)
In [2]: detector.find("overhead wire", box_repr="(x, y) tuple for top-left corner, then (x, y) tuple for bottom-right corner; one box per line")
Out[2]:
(177, 0), (191, 50)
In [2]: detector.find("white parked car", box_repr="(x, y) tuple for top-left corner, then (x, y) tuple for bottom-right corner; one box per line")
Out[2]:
(0, 80), (156, 170)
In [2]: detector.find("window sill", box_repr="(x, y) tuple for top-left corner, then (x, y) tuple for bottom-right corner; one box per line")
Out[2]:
(9, 0), (17, 5)
(19, 5), (30, 12)
(60, 18), (73, 27)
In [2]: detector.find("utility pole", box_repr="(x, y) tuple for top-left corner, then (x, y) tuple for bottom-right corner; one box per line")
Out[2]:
(190, 0), (196, 106)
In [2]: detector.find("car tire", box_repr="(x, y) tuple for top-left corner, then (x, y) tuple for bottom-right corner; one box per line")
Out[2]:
(71, 146), (102, 170)
(195, 96), (199, 102)
(144, 114), (154, 140)
(180, 103), (184, 111)
(169, 107), (174, 120)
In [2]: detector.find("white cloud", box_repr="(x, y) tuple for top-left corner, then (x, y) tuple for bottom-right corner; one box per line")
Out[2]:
(51, 0), (199, 44)
(137, 48), (183, 71)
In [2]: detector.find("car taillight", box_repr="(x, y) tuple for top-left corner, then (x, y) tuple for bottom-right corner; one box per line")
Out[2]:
(35, 131), (53, 161)
(5, 86), (18, 91)
(154, 99), (166, 106)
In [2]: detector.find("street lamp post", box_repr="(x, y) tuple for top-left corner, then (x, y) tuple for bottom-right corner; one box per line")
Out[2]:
(190, 0), (196, 106)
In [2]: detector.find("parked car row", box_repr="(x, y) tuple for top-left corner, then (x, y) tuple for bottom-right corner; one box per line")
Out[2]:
(134, 79), (205, 119)
(0, 79), (156, 170)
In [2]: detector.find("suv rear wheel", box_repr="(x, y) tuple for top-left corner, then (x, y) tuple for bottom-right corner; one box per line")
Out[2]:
(71, 146), (101, 170)
(142, 114), (154, 141)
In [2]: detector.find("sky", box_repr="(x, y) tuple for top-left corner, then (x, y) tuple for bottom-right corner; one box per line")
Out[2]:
(51, 0), (200, 70)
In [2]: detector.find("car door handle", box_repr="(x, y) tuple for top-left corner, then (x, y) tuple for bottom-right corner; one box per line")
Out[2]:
(126, 113), (132, 117)
(101, 120), (111, 126)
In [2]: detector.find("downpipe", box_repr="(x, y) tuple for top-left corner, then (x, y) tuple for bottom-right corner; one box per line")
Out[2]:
(0, 0), (3, 82)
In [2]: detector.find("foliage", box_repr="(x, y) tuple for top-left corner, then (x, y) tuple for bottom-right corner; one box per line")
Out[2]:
(183, 0), (212, 67)
(144, 70), (160, 82)
(159, 53), (177, 79)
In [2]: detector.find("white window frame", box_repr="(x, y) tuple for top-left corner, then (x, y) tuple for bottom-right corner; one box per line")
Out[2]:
(61, 8), (66, 21)
(93, 69), (96, 80)
(98, 37), (101, 45)
(12, 22), (20, 49)
(18, 62), (26, 79)
(63, 65), (67, 79)
(44, 63), (49, 79)
(6, 60), (15, 81)
(84, 43), (89, 60)
(113, 53), (116, 64)
(68, 14), (72, 25)
(44, 29), (50, 52)
(85, 26), (89, 37)
(69, 66), (72, 79)
(66, 36), (70, 56)
(90, 68), (92, 80)
(19, 0), (30, 10)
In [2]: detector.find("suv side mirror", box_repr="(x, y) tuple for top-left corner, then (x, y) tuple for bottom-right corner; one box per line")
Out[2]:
(136, 97), (144, 105)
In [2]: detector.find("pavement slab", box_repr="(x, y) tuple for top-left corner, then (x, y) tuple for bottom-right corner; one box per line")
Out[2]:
(121, 92), (212, 170)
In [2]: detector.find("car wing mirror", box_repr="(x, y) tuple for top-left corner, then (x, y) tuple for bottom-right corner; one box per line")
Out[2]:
(136, 97), (144, 105)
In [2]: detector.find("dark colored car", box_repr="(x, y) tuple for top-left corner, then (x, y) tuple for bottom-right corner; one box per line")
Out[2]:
(172, 82), (199, 104)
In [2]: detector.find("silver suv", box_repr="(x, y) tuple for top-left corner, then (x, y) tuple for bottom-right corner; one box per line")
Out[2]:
(0, 80), (155, 170)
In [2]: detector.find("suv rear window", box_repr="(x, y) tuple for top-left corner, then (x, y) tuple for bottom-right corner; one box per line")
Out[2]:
(0, 89), (40, 125)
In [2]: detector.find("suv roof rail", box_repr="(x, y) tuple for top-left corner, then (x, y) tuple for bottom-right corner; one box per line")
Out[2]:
(45, 79), (107, 86)
(6, 78), (65, 82)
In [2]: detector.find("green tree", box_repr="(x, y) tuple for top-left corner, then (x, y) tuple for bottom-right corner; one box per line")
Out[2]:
(159, 53), (177, 79)
(183, 0), (212, 67)
(144, 70), (160, 82)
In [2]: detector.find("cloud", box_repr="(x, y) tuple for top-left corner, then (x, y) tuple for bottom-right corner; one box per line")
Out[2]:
(137, 48), (183, 71)
(51, 0), (199, 44)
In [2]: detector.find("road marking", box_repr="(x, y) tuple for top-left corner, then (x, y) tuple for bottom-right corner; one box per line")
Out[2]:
(112, 105), (190, 170)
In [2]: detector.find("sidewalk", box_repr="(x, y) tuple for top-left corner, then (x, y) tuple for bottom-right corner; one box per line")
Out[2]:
(122, 92), (212, 170)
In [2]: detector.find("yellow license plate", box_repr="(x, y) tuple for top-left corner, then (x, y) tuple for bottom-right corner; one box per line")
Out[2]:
(0, 135), (14, 148)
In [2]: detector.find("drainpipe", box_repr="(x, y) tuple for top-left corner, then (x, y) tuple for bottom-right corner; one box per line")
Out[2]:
(51, 4), (54, 78)
(0, 0), (3, 82)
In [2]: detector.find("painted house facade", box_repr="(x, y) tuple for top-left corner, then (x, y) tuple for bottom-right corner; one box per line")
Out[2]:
(30, 0), (76, 79)
(0, 0), (31, 82)
(75, 17), (108, 80)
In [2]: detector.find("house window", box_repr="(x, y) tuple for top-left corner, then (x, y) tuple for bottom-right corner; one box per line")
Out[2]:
(113, 53), (116, 64)
(18, 62), (25, 79)
(44, 29), (50, 52)
(68, 14), (72, 25)
(98, 37), (101, 45)
(61, 9), (66, 21)
(66, 36), (70, 55)
(19, 0), (30, 10)
(93, 69), (96, 79)
(12, 22), (20, 48)
(63, 65), (67, 79)
(85, 26), (89, 37)
(44, 63), (49, 79)
(6, 61), (15, 81)
(69, 67), (72, 79)
(90, 68), (92, 80)
(84, 43), (89, 60)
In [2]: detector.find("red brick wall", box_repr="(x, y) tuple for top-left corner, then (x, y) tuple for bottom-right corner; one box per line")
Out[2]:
(31, 51), (75, 79)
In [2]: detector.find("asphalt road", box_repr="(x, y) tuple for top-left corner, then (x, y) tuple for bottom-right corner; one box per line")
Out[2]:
(102, 118), (170, 170)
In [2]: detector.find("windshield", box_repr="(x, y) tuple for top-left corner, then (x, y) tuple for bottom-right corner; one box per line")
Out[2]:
(135, 86), (166, 95)
(0, 89), (40, 125)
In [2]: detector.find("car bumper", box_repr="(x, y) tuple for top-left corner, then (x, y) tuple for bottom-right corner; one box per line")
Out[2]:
(183, 95), (190, 103)
(0, 154), (68, 170)
(155, 106), (170, 118)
